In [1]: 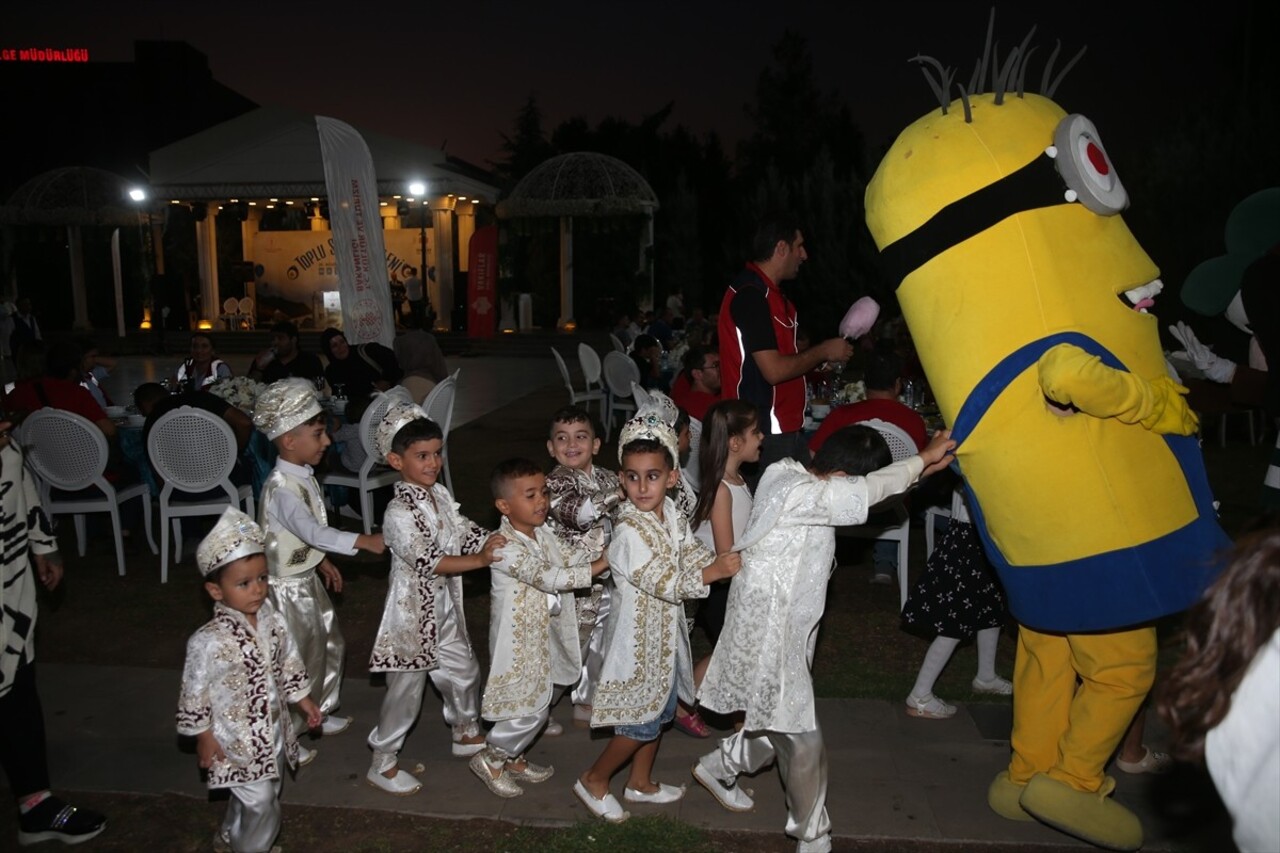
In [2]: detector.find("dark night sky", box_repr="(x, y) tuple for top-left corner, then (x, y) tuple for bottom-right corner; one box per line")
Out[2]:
(4, 1), (1261, 170)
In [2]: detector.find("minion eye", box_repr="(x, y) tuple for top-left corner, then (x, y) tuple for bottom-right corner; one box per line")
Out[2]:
(1051, 114), (1128, 216)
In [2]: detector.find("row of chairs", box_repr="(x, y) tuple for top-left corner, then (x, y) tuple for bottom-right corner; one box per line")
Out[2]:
(17, 370), (461, 582)
(552, 344), (642, 441)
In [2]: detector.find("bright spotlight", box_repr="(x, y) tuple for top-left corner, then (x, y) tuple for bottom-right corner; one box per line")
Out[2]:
(128, 188), (147, 202)
(408, 181), (426, 196)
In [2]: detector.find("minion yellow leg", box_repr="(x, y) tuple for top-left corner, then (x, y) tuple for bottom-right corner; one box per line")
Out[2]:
(1000, 625), (1155, 851)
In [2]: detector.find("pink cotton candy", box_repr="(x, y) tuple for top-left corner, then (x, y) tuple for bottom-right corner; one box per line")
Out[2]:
(840, 297), (880, 339)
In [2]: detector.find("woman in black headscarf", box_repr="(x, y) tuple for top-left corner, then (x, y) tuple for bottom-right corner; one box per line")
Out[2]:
(319, 327), (401, 401)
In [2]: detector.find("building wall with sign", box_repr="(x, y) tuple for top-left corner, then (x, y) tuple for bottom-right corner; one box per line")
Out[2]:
(253, 228), (432, 329)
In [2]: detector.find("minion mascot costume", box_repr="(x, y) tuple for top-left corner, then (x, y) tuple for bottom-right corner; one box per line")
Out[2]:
(864, 18), (1229, 852)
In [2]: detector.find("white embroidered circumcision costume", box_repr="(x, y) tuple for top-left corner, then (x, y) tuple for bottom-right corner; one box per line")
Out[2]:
(369, 481), (488, 672)
(176, 600), (312, 787)
(483, 517), (594, 721)
(699, 457), (923, 732)
(259, 458), (358, 722)
(592, 496), (715, 728)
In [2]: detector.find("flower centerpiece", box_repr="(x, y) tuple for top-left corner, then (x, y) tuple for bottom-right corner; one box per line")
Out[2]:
(838, 379), (867, 404)
(207, 376), (265, 414)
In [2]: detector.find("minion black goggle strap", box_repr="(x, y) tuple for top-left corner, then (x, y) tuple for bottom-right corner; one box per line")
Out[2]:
(879, 113), (1129, 287)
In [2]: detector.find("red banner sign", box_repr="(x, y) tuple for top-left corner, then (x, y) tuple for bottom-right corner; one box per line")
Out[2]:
(467, 225), (498, 339)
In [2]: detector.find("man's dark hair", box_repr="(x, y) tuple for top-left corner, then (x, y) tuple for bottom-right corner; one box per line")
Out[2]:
(865, 350), (905, 392)
(490, 456), (544, 499)
(390, 417), (443, 456)
(811, 425), (892, 477)
(45, 339), (85, 380)
(750, 213), (802, 263)
(190, 331), (215, 347)
(134, 382), (168, 411)
(271, 321), (299, 340)
(319, 327), (345, 361)
(632, 334), (659, 353)
(681, 346), (713, 380)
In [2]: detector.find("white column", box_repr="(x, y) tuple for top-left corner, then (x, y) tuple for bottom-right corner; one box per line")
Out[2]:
(559, 215), (573, 329)
(429, 197), (456, 331)
(196, 213), (220, 324)
(456, 201), (475, 273)
(67, 225), (90, 330)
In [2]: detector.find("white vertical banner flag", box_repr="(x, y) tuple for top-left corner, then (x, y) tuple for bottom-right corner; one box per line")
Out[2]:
(316, 115), (395, 347)
(111, 228), (125, 337)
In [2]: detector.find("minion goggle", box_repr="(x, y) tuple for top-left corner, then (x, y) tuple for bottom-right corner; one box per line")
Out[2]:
(879, 114), (1129, 284)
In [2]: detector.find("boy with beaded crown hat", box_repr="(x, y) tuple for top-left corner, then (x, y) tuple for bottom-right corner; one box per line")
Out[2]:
(178, 507), (322, 853)
(252, 378), (385, 748)
(364, 399), (506, 795)
(574, 412), (741, 823)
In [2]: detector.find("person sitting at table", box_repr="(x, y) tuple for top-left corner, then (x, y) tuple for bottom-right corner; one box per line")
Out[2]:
(320, 327), (401, 402)
(630, 334), (668, 393)
(133, 382), (254, 495)
(77, 340), (117, 409)
(247, 321), (325, 385)
(392, 312), (448, 404)
(808, 348), (928, 586)
(4, 339), (118, 446)
(174, 331), (232, 390)
(670, 346), (721, 422)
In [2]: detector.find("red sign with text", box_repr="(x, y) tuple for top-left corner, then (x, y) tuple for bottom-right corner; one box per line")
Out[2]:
(467, 225), (498, 339)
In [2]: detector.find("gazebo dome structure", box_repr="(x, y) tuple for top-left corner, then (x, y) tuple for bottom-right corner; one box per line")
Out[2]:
(497, 152), (659, 327)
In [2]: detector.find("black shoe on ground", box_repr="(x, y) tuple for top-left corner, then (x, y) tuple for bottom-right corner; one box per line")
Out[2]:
(18, 796), (107, 846)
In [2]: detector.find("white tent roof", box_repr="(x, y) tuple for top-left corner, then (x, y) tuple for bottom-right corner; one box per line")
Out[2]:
(148, 106), (497, 202)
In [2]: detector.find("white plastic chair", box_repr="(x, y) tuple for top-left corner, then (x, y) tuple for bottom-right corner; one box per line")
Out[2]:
(21, 409), (157, 577)
(551, 347), (605, 415)
(148, 407), (254, 583)
(422, 368), (460, 493)
(609, 333), (627, 353)
(602, 351), (642, 440)
(320, 390), (400, 534)
(577, 343), (606, 402)
(842, 418), (918, 611)
(238, 296), (255, 329)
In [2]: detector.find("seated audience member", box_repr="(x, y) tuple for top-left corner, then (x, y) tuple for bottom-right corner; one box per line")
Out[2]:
(808, 349), (928, 586)
(174, 332), (232, 390)
(393, 312), (449, 403)
(647, 308), (676, 350)
(320, 327), (401, 401)
(78, 341), (117, 408)
(670, 346), (721, 421)
(133, 382), (254, 491)
(630, 334), (667, 392)
(4, 339), (117, 444)
(247, 321), (325, 384)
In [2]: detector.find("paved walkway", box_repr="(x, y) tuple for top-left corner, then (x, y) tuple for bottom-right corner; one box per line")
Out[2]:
(11, 354), (1240, 850)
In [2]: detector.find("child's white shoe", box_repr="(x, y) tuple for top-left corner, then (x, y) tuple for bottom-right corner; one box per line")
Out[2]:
(506, 757), (554, 784)
(321, 714), (352, 735)
(624, 782), (686, 804)
(469, 753), (524, 798)
(543, 718), (564, 737)
(905, 693), (956, 719)
(365, 764), (422, 796)
(692, 761), (755, 812)
(296, 746), (317, 766)
(971, 675), (1013, 695)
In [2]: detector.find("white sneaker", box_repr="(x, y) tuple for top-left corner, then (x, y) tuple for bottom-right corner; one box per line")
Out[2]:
(321, 714), (352, 735)
(971, 675), (1014, 695)
(692, 761), (754, 812)
(905, 693), (956, 719)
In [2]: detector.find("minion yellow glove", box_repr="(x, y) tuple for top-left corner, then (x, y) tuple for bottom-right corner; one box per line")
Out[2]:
(1038, 343), (1199, 436)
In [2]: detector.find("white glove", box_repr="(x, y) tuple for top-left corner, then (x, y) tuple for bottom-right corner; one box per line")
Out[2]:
(1168, 321), (1236, 383)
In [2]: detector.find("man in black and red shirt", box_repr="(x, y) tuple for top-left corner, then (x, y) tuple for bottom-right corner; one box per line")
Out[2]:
(718, 215), (853, 472)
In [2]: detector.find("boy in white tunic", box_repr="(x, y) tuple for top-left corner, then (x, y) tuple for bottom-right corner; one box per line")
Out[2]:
(573, 413), (740, 823)
(694, 424), (955, 853)
(177, 508), (322, 853)
(472, 457), (609, 797)
(365, 402), (505, 795)
(252, 379), (385, 748)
